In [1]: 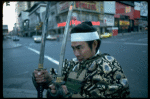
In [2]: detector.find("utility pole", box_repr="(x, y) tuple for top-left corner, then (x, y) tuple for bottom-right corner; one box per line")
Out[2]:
(15, 23), (17, 36)
(79, 2), (82, 21)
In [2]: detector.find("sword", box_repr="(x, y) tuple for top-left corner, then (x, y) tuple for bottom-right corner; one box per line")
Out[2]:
(36, 2), (51, 98)
(56, 1), (74, 82)
(46, 2), (74, 98)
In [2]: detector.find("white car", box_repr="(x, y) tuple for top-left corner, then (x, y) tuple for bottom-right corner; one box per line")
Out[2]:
(33, 36), (42, 43)
(46, 35), (57, 40)
(13, 36), (19, 41)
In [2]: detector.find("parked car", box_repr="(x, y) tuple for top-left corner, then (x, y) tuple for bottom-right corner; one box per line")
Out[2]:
(6, 36), (12, 39)
(46, 35), (57, 40)
(100, 33), (112, 38)
(33, 36), (42, 43)
(13, 36), (19, 41)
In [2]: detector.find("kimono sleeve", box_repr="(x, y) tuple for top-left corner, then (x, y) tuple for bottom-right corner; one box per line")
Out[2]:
(88, 55), (130, 98)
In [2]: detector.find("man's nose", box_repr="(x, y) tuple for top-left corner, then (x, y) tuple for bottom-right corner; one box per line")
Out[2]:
(74, 50), (80, 57)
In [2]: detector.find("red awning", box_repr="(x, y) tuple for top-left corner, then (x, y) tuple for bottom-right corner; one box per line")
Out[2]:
(57, 22), (66, 27)
(91, 21), (100, 26)
(57, 20), (100, 27)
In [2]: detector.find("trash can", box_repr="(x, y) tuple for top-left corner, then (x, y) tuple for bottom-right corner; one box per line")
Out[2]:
(112, 27), (118, 36)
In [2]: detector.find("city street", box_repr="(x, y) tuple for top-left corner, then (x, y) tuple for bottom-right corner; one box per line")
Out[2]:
(3, 32), (148, 98)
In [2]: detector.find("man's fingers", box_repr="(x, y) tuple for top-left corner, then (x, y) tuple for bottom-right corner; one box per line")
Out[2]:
(49, 84), (55, 90)
(49, 84), (57, 94)
(34, 69), (48, 76)
(51, 90), (56, 94)
(49, 84), (68, 95)
(36, 77), (44, 83)
(61, 85), (68, 94)
(34, 70), (48, 77)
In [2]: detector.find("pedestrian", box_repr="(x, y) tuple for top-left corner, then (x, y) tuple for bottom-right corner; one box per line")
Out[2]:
(32, 21), (130, 98)
(57, 35), (59, 42)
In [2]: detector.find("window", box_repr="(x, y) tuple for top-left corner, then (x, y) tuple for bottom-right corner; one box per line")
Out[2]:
(85, 14), (89, 21)
(82, 14), (86, 21)
(51, 11), (55, 15)
(92, 15), (98, 21)
(89, 14), (92, 21)
(62, 14), (67, 22)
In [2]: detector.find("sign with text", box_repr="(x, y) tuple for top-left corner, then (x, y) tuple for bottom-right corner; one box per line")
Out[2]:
(119, 20), (130, 26)
(75, 1), (99, 12)
(125, 6), (131, 13)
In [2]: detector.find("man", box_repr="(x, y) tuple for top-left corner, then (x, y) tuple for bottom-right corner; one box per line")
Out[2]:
(32, 21), (130, 98)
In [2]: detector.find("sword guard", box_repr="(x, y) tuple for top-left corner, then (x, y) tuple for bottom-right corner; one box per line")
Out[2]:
(55, 77), (63, 83)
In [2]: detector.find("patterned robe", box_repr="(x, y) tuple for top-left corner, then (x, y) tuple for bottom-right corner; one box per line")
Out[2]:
(61, 53), (130, 98)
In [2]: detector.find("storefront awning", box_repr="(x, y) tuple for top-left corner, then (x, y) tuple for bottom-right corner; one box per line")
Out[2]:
(57, 20), (100, 27)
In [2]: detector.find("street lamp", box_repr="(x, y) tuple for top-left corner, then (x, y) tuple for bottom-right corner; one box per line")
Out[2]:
(35, 28), (37, 35)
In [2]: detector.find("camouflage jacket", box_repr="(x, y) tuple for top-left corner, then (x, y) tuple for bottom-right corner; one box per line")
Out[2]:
(61, 53), (130, 98)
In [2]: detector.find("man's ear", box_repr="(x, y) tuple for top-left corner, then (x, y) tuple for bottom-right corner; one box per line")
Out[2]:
(93, 40), (98, 49)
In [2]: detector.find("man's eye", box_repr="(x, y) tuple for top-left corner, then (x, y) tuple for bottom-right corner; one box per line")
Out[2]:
(76, 46), (80, 49)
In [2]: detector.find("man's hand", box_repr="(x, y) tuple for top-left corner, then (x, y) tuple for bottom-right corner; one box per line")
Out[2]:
(34, 69), (52, 83)
(49, 84), (68, 94)
(32, 69), (52, 89)
(46, 83), (72, 98)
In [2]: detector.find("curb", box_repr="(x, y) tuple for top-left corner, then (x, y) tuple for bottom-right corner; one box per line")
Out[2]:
(3, 44), (22, 49)
(114, 31), (147, 37)
(3, 40), (22, 49)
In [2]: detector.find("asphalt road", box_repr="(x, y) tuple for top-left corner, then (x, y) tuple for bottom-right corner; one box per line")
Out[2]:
(3, 32), (148, 98)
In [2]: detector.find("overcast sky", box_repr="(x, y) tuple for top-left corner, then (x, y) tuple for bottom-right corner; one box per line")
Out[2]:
(3, 2), (17, 31)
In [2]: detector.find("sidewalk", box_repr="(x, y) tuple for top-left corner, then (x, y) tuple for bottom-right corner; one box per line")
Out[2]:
(116, 31), (148, 36)
(3, 39), (22, 49)
(3, 88), (47, 98)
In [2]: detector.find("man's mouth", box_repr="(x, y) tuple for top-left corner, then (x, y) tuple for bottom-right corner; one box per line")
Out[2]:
(78, 59), (83, 62)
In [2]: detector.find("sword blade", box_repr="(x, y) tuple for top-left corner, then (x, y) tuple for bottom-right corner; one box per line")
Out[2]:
(58, 2), (74, 77)
(37, 2), (51, 98)
(38, 2), (50, 69)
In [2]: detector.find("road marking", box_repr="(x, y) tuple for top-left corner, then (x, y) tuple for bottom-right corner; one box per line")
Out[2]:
(26, 46), (59, 65)
(124, 42), (148, 46)
(138, 38), (147, 41)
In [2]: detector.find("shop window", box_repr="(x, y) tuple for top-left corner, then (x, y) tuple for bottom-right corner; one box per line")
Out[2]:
(82, 14), (86, 21)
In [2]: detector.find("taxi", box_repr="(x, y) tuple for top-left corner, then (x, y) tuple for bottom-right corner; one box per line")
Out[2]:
(100, 33), (112, 39)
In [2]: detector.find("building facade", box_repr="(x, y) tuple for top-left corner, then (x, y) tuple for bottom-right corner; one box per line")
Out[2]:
(3, 25), (8, 37)
(114, 1), (135, 33)
(138, 1), (148, 31)
(114, 1), (148, 33)
(15, 1), (39, 37)
(28, 2), (47, 37)
(49, 1), (103, 35)
(15, 1), (148, 37)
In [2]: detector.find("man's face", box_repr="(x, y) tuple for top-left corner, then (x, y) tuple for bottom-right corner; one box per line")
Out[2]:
(71, 41), (96, 62)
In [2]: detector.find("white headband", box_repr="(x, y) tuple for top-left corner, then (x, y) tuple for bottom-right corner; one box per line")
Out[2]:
(71, 31), (99, 42)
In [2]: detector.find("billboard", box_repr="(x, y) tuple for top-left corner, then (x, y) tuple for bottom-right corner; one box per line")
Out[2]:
(140, 1), (148, 16)
(134, 2), (140, 19)
(104, 14), (114, 26)
(104, 1), (115, 14)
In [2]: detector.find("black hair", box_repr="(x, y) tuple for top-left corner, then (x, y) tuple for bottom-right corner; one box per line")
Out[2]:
(70, 21), (101, 53)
